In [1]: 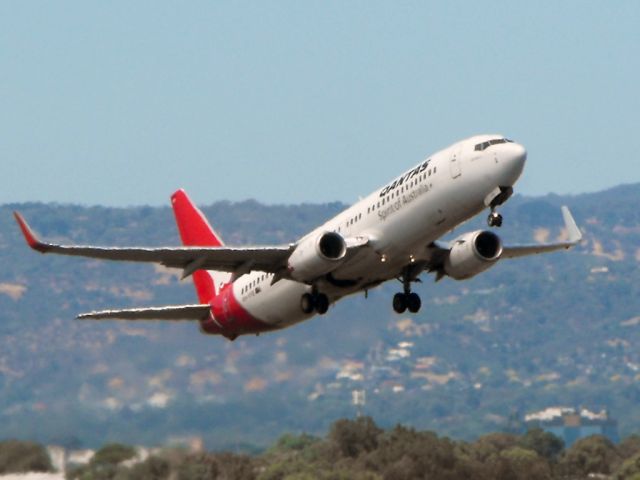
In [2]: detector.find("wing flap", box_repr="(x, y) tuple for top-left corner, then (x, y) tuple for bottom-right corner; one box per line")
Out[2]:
(77, 304), (211, 321)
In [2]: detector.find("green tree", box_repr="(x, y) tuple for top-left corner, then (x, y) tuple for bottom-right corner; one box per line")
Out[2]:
(91, 444), (137, 467)
(618, 435), (640, 461)
(500, 447), (551, 480)
(614, 451), (640, 480)
(117, 456), (170, 480)
(329, 417), (383, 458)
(470, 432), (519, 462)
(517, 428), (564, 461)
(0, 440), (53, 473)
(257, 456), (336, 480)
(557, 435), (622, 477)
(271, 433), (319, 453)
(175, 453), (218, 480)
(213, 452), (256, 480)
(175, 451), (255, 480)
(66, 443), (136, 480)
(363, 425), (484, 480)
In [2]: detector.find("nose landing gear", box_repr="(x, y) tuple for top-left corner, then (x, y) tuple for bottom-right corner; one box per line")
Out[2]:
(485, 186), (512, 228)
(487, 209), (503, 227)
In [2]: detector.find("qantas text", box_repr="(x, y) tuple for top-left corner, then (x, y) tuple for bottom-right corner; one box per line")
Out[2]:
(379, 159), (431, 198)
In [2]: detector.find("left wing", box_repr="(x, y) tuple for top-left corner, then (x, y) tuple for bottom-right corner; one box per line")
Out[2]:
(77, 304), (211, 321)
(501, 206), (582, 259)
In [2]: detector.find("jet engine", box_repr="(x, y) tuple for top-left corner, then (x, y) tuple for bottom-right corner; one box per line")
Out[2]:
(444, 230), (503, 280)
(288, 231), (347, 282)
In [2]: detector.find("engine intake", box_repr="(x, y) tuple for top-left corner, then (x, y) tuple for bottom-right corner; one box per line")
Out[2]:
(288, 231), (347, 282)
(444, 230), (502, 280)
(318, 232), (346, 259)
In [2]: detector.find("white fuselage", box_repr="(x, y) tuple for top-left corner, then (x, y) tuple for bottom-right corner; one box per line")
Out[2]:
(231, 134), (526, 329)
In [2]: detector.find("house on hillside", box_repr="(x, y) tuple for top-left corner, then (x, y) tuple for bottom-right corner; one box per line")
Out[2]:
(524, 406), (619, 446)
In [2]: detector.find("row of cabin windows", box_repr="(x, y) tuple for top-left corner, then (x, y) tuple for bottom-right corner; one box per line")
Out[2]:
(366, 166), (436, 214)
(333, 164), (437, 234)
(335, 212), (363, 233)
(241, 272), (273, 294)
(347, 213), (362, 227)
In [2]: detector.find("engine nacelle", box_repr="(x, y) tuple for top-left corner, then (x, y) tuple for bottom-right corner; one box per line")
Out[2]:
(444, 230), (503, 280)
(288, 231), (347, 282)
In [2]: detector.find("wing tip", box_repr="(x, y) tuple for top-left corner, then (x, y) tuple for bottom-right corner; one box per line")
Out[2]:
(560, 206), (583, 244)
(13, 212), (50, 253)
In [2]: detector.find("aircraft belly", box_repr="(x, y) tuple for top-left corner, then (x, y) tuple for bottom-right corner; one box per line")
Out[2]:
(238, 279), (311, 328)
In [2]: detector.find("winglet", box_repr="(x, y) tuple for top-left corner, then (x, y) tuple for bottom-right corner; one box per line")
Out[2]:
(561, 206), (582, 244)
(13, 212), (50, 253)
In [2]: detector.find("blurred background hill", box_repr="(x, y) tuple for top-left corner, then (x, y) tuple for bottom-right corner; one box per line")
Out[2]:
(0, 184), (639, 450)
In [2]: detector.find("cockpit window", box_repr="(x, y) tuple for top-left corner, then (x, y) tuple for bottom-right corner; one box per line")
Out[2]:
(474, 138), (514, 151)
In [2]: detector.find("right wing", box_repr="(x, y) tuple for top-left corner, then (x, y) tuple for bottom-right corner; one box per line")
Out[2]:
(77, 304), (211, 321)
(14, 212), (293, 277)
(14, 212), (371, 281)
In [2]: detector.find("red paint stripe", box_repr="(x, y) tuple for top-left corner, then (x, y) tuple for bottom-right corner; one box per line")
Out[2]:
(170, 189), (222, 302)
(13, 212), (49, 253)
(202, 284), (275, 338)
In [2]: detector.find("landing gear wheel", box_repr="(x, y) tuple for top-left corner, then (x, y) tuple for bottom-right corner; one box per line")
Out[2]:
(393, 293), (407, 313)
(315, 293), (330, 315)
(487, 211), (503, 227)
(407, 292), (421, 313)
(300, 293), (314, 314)
(300, 292), (330, 315)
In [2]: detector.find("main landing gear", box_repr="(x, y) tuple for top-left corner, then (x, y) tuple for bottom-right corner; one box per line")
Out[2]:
(487, 208), (503, 227)
(393, 291), (421, 314)
(392, 270), (422, 314)
(301, 291), (330, 315)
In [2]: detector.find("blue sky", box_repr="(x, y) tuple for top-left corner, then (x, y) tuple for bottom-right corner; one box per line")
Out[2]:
(1, 2), (639, 207)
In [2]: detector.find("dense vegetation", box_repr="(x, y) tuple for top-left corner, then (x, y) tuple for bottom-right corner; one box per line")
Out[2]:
(4, 418), (640, 479)
(0, 439), (53, 474)
(0, 184), (639, 448)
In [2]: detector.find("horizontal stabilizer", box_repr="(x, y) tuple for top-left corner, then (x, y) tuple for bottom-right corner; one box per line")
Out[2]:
(77, 304), (211, 321)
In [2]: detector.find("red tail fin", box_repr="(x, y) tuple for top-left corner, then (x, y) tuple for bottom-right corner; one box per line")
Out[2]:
(171, 189), (225, 303)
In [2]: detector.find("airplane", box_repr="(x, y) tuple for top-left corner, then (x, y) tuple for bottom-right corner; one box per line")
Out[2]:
(14, 134), (582, 341)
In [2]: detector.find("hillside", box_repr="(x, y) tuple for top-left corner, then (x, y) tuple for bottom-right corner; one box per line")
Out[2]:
(0, 184), (639, 449)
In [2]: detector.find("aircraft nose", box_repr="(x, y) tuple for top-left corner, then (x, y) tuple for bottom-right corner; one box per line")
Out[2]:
(501, 142), (527, 185)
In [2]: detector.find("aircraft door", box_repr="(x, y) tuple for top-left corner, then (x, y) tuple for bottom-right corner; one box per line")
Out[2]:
(449, 147), (461, 179)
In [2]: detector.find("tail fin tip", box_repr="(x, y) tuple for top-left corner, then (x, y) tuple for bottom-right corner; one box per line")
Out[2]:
(170, 189), (229, 303)
(171, 189), (224, 248)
